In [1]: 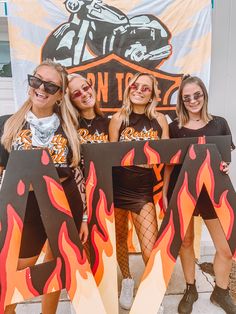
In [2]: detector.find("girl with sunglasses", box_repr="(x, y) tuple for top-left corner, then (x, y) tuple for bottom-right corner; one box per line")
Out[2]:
(109, 72), (169, 310)
(163, 75), (236, 314)
(1, 59), (88, 314)
(68, 73), (109, 144)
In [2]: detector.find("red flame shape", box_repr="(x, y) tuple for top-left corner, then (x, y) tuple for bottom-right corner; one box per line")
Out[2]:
(43, 257), (62, 294)
(41, 150), (50, 165)
(189, 145), (196, 160)
(17, 180), (25, 196)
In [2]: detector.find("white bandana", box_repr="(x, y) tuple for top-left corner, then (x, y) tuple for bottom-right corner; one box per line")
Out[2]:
(25, 111), (60, 147)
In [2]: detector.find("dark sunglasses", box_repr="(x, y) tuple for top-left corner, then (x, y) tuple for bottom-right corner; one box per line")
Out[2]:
(130, 83), (152, 93)
(71, 84), (91, 99)
(28, 74), (62, 95)
(183, 93), (204, 103)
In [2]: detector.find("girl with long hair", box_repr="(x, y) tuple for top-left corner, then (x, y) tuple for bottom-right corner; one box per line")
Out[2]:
(109, 72), (169, 310)
(1, 59), (88, 314)
(163, 75), (236, 314)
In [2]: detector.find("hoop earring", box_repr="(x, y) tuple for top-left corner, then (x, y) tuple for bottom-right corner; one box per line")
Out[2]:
(149, 98), (153, 103)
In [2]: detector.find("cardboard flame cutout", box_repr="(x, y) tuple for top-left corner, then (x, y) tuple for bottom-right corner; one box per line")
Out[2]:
(81, 136), (236, 314)
(0, 150), (105, 313)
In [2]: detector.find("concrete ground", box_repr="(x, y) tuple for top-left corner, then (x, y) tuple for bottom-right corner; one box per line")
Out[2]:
(14, 225), (235, 313)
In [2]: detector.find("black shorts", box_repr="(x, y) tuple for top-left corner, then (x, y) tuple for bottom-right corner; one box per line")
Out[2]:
(112, 166), (155, 214)
(19, 177), (83, 258)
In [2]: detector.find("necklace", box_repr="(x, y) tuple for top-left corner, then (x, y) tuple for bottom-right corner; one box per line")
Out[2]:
(80, 117), (95, 128)
(189, 118), (201, 122)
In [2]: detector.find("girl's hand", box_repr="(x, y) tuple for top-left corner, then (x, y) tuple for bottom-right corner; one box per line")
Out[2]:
(220, 161), (230, 174)
(79, 222), (89, 244)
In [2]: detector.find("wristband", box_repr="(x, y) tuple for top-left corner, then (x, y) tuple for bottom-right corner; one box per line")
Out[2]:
(82, 213), (88, 222)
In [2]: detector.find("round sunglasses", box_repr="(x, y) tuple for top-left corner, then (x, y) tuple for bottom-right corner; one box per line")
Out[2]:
(28, 74), (62, 95)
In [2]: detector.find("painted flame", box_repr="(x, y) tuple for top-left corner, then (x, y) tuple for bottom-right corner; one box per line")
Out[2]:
(170, 149), (182, 164)
(43, 257), (62, 294)
(121, 148), (135, 166)
(91, 191), (113, 284)
(189, 145), (196, 160)
(144, 142), (160, 164)
(43, 176), (72, 217)
(17, 180), (25, 196)
(41, 150), (50, 165)
(177, 172), (196, 240)
(58, 222), (90, 300)
(0, 205), (39, 311)
(198, 136), (206, 144)
(86, 162), (97, 222)
(213, 191), (234, 240)
(86, 162), (114, 285)
(141, 211), (175, 287)
(196, 150), (214, 198)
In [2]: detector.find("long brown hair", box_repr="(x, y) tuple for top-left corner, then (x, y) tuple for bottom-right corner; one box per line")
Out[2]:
(1, 59), (80, 167)
(120, 72), (160, 125)
(176, 75), (212, 128)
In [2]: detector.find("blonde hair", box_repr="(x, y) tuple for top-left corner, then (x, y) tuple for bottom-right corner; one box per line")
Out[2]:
(176, 75), (212, 128)
(120, 72), (160, 125)
(1, 59), (80, 167)
(68, 73), (104, 117)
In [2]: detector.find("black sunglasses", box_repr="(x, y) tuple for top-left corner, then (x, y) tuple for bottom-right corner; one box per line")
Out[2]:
(28, 74), (62, 95)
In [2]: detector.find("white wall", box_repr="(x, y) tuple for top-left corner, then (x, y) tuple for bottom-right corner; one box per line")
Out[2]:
(209, 0), (236, 186)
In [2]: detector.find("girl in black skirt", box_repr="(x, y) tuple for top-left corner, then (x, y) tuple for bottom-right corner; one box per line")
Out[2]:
(109, 72), (169, 310)
(163, 75), (236, 314)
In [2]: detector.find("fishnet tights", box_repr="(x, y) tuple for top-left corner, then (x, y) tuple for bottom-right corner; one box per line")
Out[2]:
(115, 203), (158, 278)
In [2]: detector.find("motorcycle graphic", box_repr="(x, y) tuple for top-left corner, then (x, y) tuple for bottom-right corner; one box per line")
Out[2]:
(42, 0), (172, 68)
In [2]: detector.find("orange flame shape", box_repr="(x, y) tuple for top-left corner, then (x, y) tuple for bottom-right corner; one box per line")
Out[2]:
(86, 162), (97, 221)
(43, 176), (72, 217)
(142, 211), (175, 286)
(177, 172), (196, 240)
(43, 257), (62, 294)
(144, 142), (160, 164)
(213, 191), (234, 240)
(86, 162), (114, 284)
(121, 148), (135, 166)
(170, 149), (182, 164)
(196, 150), (214, 198)
(58, 222), (90, 299)
(0, 205), (39, 311)
(91, 191), (114, 284)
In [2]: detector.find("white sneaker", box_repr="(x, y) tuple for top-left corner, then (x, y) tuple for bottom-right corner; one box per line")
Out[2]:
(119, 278), (135, 310)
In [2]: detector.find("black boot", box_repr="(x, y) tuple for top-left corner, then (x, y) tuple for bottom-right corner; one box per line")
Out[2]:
(178, 281), (198, 314)
(210, 284), (236, 314)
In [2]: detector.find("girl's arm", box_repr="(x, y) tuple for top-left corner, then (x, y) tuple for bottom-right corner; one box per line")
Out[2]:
(109, 112), (123, 142)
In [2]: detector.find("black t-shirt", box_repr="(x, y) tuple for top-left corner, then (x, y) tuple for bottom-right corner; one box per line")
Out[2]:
(78, 115), (109, 144)
(119, 112), (163, 141)
(169, 116), (235, 147)
(168, 115), (235, 198)
(0, 114), (74, 178)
